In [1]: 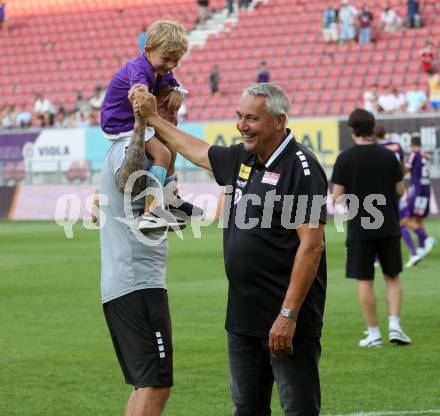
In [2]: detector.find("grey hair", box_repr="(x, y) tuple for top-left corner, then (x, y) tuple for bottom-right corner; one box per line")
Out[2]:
(242, 83), (291, 123)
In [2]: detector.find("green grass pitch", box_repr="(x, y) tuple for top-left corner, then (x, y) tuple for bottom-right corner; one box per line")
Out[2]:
(1, 220), (439, 415)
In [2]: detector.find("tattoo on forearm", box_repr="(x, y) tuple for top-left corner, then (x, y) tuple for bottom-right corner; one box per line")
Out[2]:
(117, 127), (146, 194)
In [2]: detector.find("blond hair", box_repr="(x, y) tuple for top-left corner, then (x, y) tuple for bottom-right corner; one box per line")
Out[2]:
(146, 20), (188, 59)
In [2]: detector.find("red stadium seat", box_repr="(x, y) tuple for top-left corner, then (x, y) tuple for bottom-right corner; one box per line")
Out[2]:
(2, 0), (439, 119)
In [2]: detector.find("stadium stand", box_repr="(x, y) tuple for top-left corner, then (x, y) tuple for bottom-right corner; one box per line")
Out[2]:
(178, 0), (440, 119)
(1, 0), (439, 121)
(1, 0), (223, 114)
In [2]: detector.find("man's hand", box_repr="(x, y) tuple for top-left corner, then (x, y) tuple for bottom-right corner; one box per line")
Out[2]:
(165, 90), (184, 112)
(128, 84), (158, 126)
(268, 315), (296, 357)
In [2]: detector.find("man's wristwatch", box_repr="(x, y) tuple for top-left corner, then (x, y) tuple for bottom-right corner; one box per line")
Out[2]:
(280, 308), (299, 319)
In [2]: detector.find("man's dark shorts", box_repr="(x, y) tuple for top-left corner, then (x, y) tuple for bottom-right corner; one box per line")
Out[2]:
(346, 237), (402, 280)
(103, 288), (173, 389)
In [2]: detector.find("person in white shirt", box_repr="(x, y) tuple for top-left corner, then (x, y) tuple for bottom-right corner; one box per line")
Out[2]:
(89, 86), (105, 110)
(89, 86), (106, 125)
(406, 84), (427, 113)
(33, 93), (55, 126)
(363, 84), (379, 114)
(339, 0), (357, 42)
(380, 5), (401, 33)
(378, 87), (400, 113)
(391, 87), (406, 113)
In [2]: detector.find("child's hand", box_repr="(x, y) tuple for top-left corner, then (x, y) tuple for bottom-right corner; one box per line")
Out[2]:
(166, 90), (184, 112)
(128, 84), (158, 126)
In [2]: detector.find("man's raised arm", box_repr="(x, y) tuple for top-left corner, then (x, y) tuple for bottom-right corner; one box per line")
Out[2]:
(130, 84), (212, 171)
(115, 92), (148, 195)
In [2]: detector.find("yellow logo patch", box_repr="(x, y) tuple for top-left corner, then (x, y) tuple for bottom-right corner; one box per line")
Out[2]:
(238, 164), (251, 180)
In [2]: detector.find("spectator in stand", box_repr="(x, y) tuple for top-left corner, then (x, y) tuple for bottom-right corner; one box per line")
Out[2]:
(407, 0), (421, 29)
(391, 87), (406, 113)
(89, 86), (105, 110)
(0, 3), (5, 30)
(73, 92), (90, 115)
(380, 4), (401, 33)
(322, 2), (339, 43)
(226, 0), (233, 16)
(378, 86), (400, 114)
(256, 60), (270, 83)
(197, 0), (209, 28)
(406, 84), (427, 113)
(33, 93), (55, 127)
(238, 0), (250, 10)
(363, 84), (379, 114)
(1, 105), (15, 129)
(15, 105), (32, 128)
(89, 86), (105, 125)
(338, 0), (357, 43)
(138, 26), (147, 54)
(209, 64), (220, 95)
(428, 73), (440, 111)
(77, 113), (91, 128)
(419, 40), (436, 74)
(358, 3), (373, 45)
(54, 105), (69, 128)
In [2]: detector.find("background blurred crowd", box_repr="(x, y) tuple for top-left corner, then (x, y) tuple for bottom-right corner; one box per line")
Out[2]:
(363, 72), (440, 114)
(322, 0), (424, 45)
(1, 0), (439, 131)
(1, 86), (105, 130)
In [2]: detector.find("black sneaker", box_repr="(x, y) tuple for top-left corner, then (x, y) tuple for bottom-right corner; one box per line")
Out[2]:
(138, 207), (187, 234)
(169, 194), (204, 219)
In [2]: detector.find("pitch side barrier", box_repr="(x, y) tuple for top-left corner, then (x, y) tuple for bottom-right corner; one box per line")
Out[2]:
(1, 113), (438, 177)
(0, 113), (439, 220)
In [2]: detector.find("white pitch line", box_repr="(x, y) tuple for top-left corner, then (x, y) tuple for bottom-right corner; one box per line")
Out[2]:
(323, 409), (440, 416)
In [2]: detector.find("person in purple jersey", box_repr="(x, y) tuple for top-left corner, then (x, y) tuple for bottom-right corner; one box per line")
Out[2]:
(101, 20), (201, 233)
(404, 133), (437, 256)
(256, 60), (270, 83)
(374, 125), (435, 267)
(0, 3), (5, 30)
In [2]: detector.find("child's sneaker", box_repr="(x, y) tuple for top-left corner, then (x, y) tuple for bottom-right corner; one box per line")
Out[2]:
(138, 207), (186, 233)
(164, 175), (204, 220)
(359, 331), (383, 348)
(169, 194), (204, 219)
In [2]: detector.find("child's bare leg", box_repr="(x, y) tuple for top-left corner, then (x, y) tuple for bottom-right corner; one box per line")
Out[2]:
(144, 137), (171, 214)
(166, 148), (177, 177)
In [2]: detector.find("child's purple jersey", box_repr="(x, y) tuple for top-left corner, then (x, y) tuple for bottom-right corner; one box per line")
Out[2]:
(100, 55), (179, 135)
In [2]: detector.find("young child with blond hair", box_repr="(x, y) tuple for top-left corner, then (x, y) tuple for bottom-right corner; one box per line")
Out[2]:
(100, 20), (202, 232)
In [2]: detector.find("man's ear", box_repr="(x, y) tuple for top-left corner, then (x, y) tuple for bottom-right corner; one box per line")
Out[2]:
(276, 114), (287, 130)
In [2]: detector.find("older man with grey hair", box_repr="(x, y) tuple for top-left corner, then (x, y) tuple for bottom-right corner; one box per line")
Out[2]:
(129, 82), (328, 415)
